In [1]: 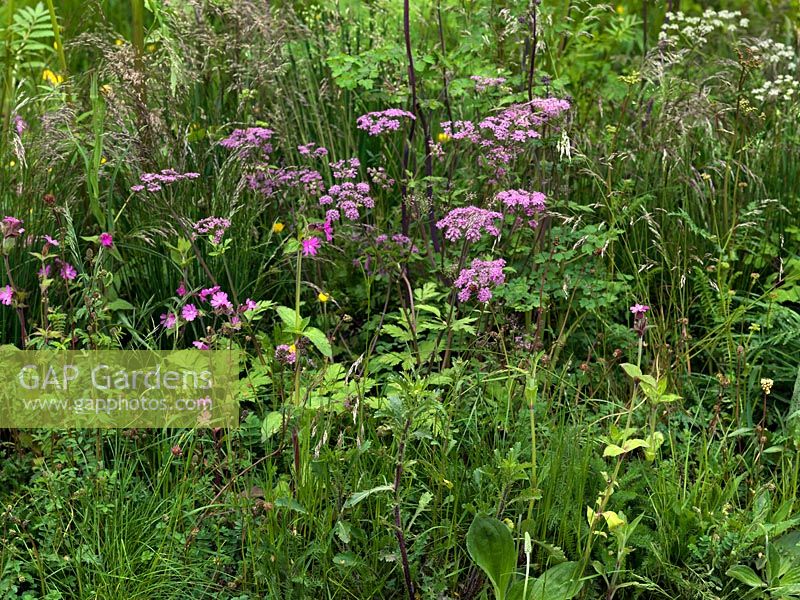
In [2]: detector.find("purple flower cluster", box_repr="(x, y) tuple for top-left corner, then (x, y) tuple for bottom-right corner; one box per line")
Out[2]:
(298, 142), (329, 157)
(454, 258), (506, 302)
(246, 166), (324, 197)
(131, 169), (200, 193)
(375, 233), (418, 253)
(193, 216), (232, 245)
(441, 98), (571, 177)
(14, 115), (27, 136)
(275, 344), (297, 365)
(471, 75), (507, 92)
(436, 206), (503, 242)
(331, 157), (360, 180)
(220, 127), (274, 157)
(495, 189), (546, 227)
(356, 109), (415, 136)
(319, 181), (374, 221)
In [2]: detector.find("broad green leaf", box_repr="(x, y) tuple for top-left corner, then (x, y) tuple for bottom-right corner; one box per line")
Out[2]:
(304, 327), (332, 358)
(261, 411), (283, 441)
(620, 363), (642, 379)
(530, 561), (582, 600)
(726, 565), (765, 588)
(466, 514), (517, 600)
(276, 305), (300, 329)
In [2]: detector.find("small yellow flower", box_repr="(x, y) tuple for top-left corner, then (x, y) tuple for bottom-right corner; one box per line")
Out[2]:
(289, 344), (297, 354)
(8, 160), (15, 167)
(101, 84), (113, 95)
(100, 156), (107, 165)
(502, 518), (515, 531)
(437, 132), (451, 143)
(318, 292), (329, 303)
(147, 44), (157, 53)
(42, 69), (63, 86)
(272, 222), (285, 233)
(114, 38), (124, 46)
(53, 41), (59, 50)
(616, 4), (625, 15)
(603, 511), (626, 531)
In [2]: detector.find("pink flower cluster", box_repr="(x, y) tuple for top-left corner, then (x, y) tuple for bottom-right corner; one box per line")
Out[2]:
(331, 157), (360, 180)
(0, 285), (12, 305)
(319, 181), (374, 221)
(441, 98), (570, 176)
(275, 344), (297, 365)
(247, 166), (324, 197)
(436, 206), (503, 242)
(471, 75), (507, 92)
(131, 169), (200, 193)
(298, 142), (328, 157)
(495, 189), (546, 227)
(356, 108), (415, 136)
(375, 233), (418, 254)
(193, 216), (231, 245)
(454, 258), (506, 302)
(220, 127), (274, 157)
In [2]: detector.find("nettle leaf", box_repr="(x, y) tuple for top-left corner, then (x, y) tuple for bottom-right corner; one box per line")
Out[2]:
(275, 305), (300, 330)
(304, 327), (332, 358)
(726, 565), (765, 588)
(466, 514), (517, 600)
(261, 411), (284, 441)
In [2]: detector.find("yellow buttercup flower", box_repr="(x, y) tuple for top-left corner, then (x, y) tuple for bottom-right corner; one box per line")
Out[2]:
(42, 69), (63, 86)
(272, 222), (285, 233)
(318, 292), (329, 303)
(114, 39), (124, 46)
(437, 132), (451, 143)
(100, 156), (107, 165)
(616, 4), (625, 14)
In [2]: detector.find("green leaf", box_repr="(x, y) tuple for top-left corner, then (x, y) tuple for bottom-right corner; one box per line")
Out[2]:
(107, 299), (135, 311)
(304, 327), (332, 358)
(466, 514), (517, 600)
(261, 411), (284, 441)
(726, 565), (765, 588)
(274, 497), (307, 514)
(276, 305), (300, 330)
(530, 561), (582, 600)
(620, 363), (642, 380)
(344, 484), (394, 509)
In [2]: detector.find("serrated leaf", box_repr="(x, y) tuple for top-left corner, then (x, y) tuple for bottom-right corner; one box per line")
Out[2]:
(304, 327), (332, 358)
(276, 305), (300, 330)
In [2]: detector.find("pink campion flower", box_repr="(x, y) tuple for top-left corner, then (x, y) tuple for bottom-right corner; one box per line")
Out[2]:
(99, 232), (113, 247)
(322, 219), (334, 242)
(193, 340), (210, 350)
(199, 285), (220, 301)
(436, 206), (503, 242)
(160, 312), (177, 329)
(182, 303), (199, 321)
(630, 304), (650, 315)
(454, 258), (506, 302)
(38, 264), (51, 278)
(210, 291), (232, 311)
(60, 262), (77, 281)
(0, 285), (12, 305)
(43, 235), (60, 247)
(176, 282), (187, 297)
(241, 298), (258, 312)
(302, 237), (321, 256)
(357, 109), (415, 135)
